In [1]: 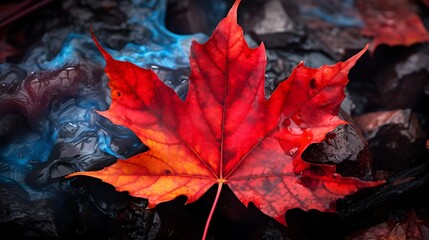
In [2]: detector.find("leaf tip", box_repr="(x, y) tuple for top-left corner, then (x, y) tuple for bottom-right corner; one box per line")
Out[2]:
(65, 171), (84, 179)
(95, 109), (115, 122)
(344, 44), (369, 66)
(354, 43), (369, 60)
(227, 0), (241, 21)
(367, 42), (376, 56)
(275, 215), (287, 226)
(90, 26), (113, 61)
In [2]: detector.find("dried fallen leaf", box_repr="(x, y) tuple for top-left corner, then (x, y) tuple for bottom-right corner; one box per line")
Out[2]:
(357, 0), (429, 53)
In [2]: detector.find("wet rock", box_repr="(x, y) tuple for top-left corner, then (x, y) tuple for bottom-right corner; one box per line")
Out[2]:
(0, 182), (59, 238)
(53, 178), (159, 239)
(347, 210), (429, 240)
(0, 113), (26, 140)
(240, 0), (346, 97)
(0, 64), (105, 120)
(243, 0), (306, 49)
(251, 0), (294, 35)
(166, 0), (227, 35)
(0, 0), (201, 238)
(304, 21), (367, 59)
(155, 196), (203, 240)
(302, 112), (375, 180)
(287, 209), (342, 240)
(151, 65), (190, 100)
(118, 198), (160, 240)
(25, 118), (145, 190)
(0, 65), (27, 95)
(240, 0), (336, 57)
(338, 161), (429, 231)
(156, 185), (290, 240)
(214, 186), (290, 239)
(63, 0), (132, 49)
(264, 48), (335, 97)
(282, 0), (368, 58)
(372, 47), (429, 109)
(3, 0), (67, 64)
(153, 184), (290, 239)
(63, 0), (209, 54)
(354, 109), (426, 172)
(262, 220), (290, 240)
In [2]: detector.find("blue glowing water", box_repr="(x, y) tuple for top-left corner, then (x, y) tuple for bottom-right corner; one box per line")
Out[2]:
(21, 1), (206, 72)
(0, 0), (211, 197)
(300, 0), (363, 27)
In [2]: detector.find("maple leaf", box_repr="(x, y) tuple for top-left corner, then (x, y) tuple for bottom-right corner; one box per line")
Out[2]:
(357, 0), (429, 53)
(348, 210), (429, 240)
(68, 0), (383, 238)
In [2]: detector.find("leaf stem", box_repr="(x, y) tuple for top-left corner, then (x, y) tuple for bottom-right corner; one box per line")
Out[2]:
(202, 181), (224, 240)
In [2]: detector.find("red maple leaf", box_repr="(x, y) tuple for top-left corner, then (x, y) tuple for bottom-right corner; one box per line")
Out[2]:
(68, 0), (383, 238)
(357, 0), (429, 53)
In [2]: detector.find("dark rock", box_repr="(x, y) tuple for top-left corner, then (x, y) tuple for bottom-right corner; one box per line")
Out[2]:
(0, 64), (105, 120)
(53, 178), (159, 239)
(244, 0), (349, 97)
(0, 1), (197, 238)
(287, 209), (343, 240)
(281, 0), (369, 59)
(155, 185), (290, 240)
(302, 111), (375, 180)
(0, 182), (59, 238)
(338, 161), (429, 232)
(303, 21), (367, 59)
(262, 220), (290, 240)
(214, 186), (289, 240)
(0, 65), (27, 95)
(155, 196), (203, 240)
(166, 0), (227, 35)
(243, 0), (306, 49)
(264, 48), (335, 97)
(250, 0), (295, 35)
(4, 0), (67, 64)
(372, 47), (429, 109)
(240, 0), (337, 58)
(118, 198), (160, 240)
(63, 0), (132, 49)
(0, 113), (26, 140)
(354, 109), (426, 172)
